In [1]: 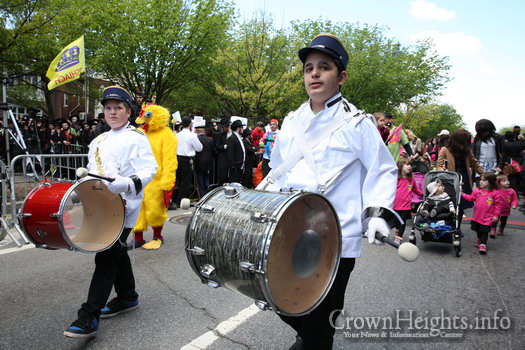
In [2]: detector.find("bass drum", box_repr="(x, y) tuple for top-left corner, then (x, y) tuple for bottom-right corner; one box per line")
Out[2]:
(185, 184), (341, 316)
(19, 179), (125, 253)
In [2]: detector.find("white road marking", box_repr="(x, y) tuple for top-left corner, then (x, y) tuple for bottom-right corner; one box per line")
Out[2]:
(0, 243), (35, 256)
(180, 304), (260, 350)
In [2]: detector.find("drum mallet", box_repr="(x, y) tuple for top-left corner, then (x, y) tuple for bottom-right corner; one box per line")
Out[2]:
(180, 198), (193, 210)
(375, 232), (420, 262)
(76, 167), (115, 182)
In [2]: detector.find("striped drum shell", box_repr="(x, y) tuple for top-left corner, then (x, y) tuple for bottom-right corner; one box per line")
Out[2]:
(185, 185), (341, 316)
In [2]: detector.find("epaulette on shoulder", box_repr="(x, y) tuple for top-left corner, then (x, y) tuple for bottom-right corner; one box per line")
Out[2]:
(94, 133), (106, 142)
(127, 126), (145, 136)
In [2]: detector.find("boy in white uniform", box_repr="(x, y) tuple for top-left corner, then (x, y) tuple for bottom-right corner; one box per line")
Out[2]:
(258, 34), (398, 349)
(64, 86), (157, 339)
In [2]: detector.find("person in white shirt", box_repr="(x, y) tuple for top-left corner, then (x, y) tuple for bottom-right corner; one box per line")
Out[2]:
(174, 117), (203, 207)
(64, 86), (157, 339)
(226, 119), (246, 182)
(258, 34), (398, 350)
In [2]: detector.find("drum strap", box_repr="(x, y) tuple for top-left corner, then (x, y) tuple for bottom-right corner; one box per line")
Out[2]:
(258, 105), (362, 192)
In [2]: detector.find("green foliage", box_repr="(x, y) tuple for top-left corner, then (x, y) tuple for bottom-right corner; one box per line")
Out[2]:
(82, 0), (234, 104)
(397, 103), (465, 142)
(200, 13), (300, 123)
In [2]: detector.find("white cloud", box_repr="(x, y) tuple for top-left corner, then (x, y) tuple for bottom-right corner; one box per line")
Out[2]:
(410, 31), (482, 56)
(478, 57), (497, 75)
(410, 0), (456, 21)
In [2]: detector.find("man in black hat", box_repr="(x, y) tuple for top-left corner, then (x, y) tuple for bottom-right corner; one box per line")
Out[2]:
(174, 117), (203, 207)
(226, 119), (245, 183)
(195, 121), (215, 195)
(241, 128), (257, 188)
(213, 118), (230, 185)
(257, 34), (398, 349)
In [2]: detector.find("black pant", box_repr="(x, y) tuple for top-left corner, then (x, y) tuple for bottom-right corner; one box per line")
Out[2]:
(242, 167), (253, 189)
(279, 258), (355, 350)
(78, 228), (137, 320)
(175, 156), (192, 204)
(228, 167), (243, 183)
(262, 158), (271, 178)
(394, 210), (412, 237)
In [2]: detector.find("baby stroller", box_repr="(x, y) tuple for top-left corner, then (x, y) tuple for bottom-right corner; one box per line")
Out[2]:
(411, 158), (430, 210)
(409, 171), (463, 257)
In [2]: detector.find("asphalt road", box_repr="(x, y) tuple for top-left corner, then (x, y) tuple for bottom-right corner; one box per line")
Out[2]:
(1, 205), (524, 350)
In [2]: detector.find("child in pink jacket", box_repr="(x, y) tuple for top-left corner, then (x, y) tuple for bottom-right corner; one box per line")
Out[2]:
(462, 172), (501, 255)
(492, 174), (518, 236)
(394, 157), (424, 240)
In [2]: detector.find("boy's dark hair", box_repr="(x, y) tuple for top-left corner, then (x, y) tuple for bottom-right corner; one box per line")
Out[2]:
(481, 172), (497, 191)
(182, 117), (192, 128)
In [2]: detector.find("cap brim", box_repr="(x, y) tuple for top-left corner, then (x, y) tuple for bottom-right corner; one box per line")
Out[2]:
(298, 47), (343, 68)
(101, 97), (131, 108)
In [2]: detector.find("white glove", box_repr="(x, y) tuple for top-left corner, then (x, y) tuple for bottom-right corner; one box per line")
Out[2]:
(366, 218), (390, 245)
(106, 175), (133, 194)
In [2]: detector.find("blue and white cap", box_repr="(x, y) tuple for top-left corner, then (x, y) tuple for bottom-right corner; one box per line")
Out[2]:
(298, 33), (349, 70)
(101, 85), (133, 109)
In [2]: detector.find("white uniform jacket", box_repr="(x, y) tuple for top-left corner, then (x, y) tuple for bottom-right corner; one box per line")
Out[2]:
(266, 93), (397, 258)
(87, 123), (158, 227)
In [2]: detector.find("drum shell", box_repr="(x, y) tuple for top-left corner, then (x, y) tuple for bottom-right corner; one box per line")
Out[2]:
(19, 180), (125, 252)
(20, 182), (73, 249)
(185, 187), (341, 316)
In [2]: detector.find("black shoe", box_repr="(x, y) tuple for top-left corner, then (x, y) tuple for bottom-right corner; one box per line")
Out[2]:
(100, 297), (139, 319)
(64, 316), (99, 339)
(289, 336), (303, 350)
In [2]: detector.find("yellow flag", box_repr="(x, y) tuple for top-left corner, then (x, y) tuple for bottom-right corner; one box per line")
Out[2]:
(46, 35), (85, 90)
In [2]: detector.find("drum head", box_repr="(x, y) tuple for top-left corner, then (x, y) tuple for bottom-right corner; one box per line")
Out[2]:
(266, 194), (340, 315)
(60, 180), (125, 252)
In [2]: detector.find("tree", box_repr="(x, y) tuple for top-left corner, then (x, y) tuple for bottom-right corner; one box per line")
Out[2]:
(397, 103), (465, 142)
(1, 0), (73, 116)
(199, 13), (300, 122)
(83, 0), (234, 104)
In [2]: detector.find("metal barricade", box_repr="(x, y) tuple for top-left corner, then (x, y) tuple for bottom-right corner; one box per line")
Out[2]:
(2, 153), (88, 246)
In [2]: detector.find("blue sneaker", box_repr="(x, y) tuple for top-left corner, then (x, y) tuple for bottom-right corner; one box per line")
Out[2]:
(64, 317), (99, 338)
(100, 297), (139, 319)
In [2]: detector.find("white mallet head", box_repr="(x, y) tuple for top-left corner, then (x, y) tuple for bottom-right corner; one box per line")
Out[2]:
(398, 243), (419, 262)
(180, 198), (191, 210)
(76, 167), (89, 178)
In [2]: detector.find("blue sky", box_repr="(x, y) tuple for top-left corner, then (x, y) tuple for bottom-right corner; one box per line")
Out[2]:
(233, 0), (525, 132)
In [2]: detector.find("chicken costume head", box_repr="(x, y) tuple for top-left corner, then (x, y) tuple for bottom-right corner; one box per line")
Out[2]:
(135, 103), (170, 133)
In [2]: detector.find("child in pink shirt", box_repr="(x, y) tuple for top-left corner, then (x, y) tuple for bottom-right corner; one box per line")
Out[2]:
(393, 157), (423, 240)
(462, 172), (501, 255)
(492, 174), (518, 236)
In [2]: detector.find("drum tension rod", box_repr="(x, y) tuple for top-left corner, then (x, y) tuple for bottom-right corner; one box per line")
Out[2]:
(239, 261), (264, 275)
(187, 246), (205, 255)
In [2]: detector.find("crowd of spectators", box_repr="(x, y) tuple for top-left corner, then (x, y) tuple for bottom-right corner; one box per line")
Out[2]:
(0, 113), (112, 162)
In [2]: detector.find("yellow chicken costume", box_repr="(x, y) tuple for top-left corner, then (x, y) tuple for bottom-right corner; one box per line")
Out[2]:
(132, 104), (178, 250)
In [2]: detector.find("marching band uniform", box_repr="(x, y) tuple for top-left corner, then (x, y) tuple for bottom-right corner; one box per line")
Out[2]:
(261, 35), (397, 350)
(64, 86), (157, 339)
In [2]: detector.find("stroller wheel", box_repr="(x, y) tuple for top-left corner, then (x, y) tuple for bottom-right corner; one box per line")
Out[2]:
(454, 244), (461, 257)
